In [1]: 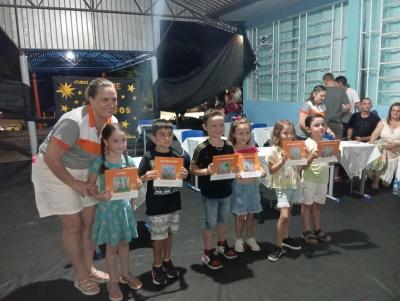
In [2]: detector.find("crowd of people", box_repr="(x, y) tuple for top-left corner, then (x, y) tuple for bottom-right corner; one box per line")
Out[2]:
(31, 76), (398, 300)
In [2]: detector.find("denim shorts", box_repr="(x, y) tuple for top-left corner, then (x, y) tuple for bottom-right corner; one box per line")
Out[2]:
(231, 181), (262, 215)
(275, 188), (304, 208)
(201, 195), (231, 230)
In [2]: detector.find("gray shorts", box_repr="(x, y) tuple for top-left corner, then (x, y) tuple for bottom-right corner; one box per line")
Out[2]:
(148, 211), (180, 240)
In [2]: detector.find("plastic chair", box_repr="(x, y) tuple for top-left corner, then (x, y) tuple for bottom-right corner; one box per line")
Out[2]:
(252, 123), (267, 129)
(137, 119), (152, 125)
(181, 130), (204, 142)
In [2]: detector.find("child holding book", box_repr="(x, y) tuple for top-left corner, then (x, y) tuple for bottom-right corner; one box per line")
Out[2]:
(87, 123), (142, 301)
(266, 120), (303, 262)
(301, 115), (334, 244)
(228, 118), (264, 253)
(138, 119), (189, 286)
(190, 109), (238, 270)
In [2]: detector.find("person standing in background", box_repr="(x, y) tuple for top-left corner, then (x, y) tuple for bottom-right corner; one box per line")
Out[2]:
(335, 76), (361, 137)
(322, 73), (350, 139)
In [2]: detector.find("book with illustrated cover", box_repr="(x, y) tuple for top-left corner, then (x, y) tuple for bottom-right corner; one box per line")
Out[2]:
(283, 140), (307, 166)
(210, 154), (239, 181)
(238, 152), (262, 178)
(104, 168), (138, 200)
(314, 140), (340, 163)
(154, 156), (184, 187)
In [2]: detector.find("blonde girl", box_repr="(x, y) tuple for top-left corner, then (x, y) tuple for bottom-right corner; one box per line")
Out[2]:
(266, 120), (303, 262)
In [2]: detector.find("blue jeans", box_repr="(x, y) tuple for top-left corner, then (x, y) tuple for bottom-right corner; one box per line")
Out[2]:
(201, 195), (231, 230)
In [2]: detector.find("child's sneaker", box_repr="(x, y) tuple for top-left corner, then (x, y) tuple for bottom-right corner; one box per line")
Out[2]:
(202, 248), (223, 270)
(245, 237), (261, 251)
(152, 265), (167, 286)
(282, 237), (302, 250)
(162, 259), (180, 279)
(234, 238), (245, 253)
(217, 240), (237, 259)
(267, 246), (286, 262)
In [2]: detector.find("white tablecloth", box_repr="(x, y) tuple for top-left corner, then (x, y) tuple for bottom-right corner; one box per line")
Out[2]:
(136, 124), (152, 135)
(173, 129), (191, 145)
(252, 127), (273, 147)
(224, 122), (232, 138)
(339, 141), (380, 177)
(182, 137), (207, 159)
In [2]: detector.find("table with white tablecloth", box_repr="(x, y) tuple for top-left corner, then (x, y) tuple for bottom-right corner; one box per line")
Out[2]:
(252, 127), (273, 147)
(337, 141), (381, 197)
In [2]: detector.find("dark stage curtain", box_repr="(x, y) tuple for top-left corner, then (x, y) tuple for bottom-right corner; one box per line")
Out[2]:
(0, 79), (35, 121)
(153, 27), (255, 112)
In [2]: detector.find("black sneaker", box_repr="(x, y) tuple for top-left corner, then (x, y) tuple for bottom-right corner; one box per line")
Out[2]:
(152, 265), (167, 285)
(217, 240), (237, 259)
(267, 246), (287, 262)
(282, 237), (302, 250)
(162, 259), (180, 279)
(201, 248), (223, 270)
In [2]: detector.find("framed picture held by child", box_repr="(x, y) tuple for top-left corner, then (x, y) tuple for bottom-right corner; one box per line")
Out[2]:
(153, 156), (184, 187)
(238, 153), (262, 178)
(315, 140), (340, 163)
(210, 154), (239, 181)
(104, 168), (139, 200)
(283, 141), (307, 166)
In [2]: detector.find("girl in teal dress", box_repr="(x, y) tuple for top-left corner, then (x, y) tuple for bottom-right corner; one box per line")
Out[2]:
(88, 123), (142, 301)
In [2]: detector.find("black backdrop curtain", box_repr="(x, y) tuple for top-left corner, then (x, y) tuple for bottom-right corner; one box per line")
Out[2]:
(153, 22), (255, 112)
(0, 28), (35, 120)
(0, 79), (35, 120)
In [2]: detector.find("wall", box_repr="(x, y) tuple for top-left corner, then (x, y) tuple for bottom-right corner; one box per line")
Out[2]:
(243, 0), (390, 126)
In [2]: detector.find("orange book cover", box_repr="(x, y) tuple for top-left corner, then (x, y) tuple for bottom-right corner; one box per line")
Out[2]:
(317, 140), (340, 159)
(238, 152), (262, 178)
(104, 168), (138, 200)
(314, 140), (340, 163)
(282, 140), (307, 162)
(238, 153), (260, 172)
(210, 154), (239, 180)
(154, 156), (184, 180)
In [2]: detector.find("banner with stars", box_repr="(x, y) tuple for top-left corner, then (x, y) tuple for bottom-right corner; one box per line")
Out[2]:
(52, 76), (139, 138)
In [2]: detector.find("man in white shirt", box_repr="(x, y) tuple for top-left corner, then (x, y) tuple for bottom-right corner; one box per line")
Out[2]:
(335, 75), (360, 137)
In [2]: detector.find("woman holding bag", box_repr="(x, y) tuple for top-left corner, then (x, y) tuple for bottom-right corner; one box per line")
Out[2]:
(369, 102), (400, 189)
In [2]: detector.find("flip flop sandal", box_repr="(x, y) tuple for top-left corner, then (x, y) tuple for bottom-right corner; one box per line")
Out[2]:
(302, 231), (319, 244)
(120, 274), (143, 290)
(74, 278), (100, 296)
(90, 268), (110, 283)
(107, 282), (123, 301)
(314, 229), (332, 242)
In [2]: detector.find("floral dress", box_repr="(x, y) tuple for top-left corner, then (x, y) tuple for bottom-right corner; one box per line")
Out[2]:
(90, 156), (138, 246)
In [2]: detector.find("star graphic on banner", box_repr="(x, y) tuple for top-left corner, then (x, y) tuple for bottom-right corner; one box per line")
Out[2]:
(127, 84), (135, 93)
(78, 90), (82, 95)
(74, 100), (80, 104)
(61, 104), (69, 112)
(121, 94), (125, 99)
(56, 82), (75, 99)
(121, 120), (129, 128)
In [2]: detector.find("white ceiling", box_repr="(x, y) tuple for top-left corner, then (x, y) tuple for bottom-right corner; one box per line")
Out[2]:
(218, 0), (302, 21)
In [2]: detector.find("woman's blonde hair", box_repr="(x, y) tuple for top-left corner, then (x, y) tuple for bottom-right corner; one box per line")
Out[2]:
(228, 118), (252, 145)
(271, 120), (296, 147)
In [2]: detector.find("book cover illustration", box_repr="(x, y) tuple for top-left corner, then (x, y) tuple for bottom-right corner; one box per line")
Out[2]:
(314, 140), (340, 163)
(210, 154), (239, 181)
(283, 140), (307, 166)
(154, 156), (184, 187)
(104, 168), (138, 200)
(238, 152), (262, 178)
